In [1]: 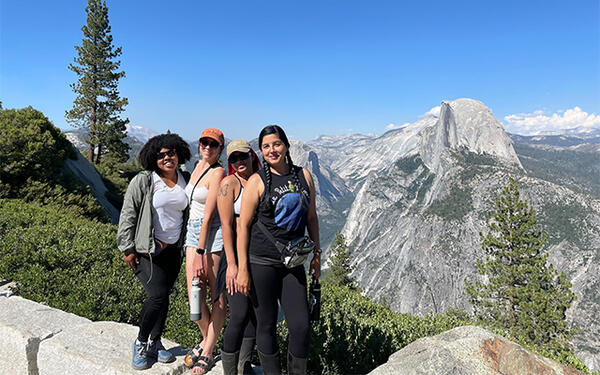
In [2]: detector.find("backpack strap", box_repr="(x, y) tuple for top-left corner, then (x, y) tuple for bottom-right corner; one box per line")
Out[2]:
(182, 170), (191, 184)
(255, 220), (286, 254)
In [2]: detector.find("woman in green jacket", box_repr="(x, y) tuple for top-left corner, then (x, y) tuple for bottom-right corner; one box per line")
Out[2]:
(117, 133), (191, 371)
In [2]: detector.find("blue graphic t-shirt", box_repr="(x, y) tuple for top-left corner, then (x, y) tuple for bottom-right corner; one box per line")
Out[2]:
(249, 166), (311, 264)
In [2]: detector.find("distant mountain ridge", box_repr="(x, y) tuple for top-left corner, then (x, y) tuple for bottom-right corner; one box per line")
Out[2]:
(125, 124), (159, 143)
(304, 99), (600, 371)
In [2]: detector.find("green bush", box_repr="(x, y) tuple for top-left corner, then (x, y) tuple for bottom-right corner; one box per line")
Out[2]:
(19, 178), (107, 220)
(278, 285), (469, 374)
(0, 199), (143, 322)
(95, 160), (142, 210)
(0, 198), (214, 348)
(0, 106), (74, 184)
(162, 261), (209, 349)
(0, 106), (107, 221)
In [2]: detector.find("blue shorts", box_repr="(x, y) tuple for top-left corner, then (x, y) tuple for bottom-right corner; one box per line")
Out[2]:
(185, 218), (224, 253)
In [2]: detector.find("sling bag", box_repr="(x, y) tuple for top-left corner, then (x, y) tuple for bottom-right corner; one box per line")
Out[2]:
(256, 220), (315, 268)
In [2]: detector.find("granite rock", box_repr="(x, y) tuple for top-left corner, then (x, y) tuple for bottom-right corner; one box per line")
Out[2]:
(369, 326), (584, 375)
(0, 295), (90, 375)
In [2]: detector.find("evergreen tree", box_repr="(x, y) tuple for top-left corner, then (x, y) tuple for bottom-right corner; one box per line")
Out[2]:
(66, 0), (129, 164)
(325, 232), (356, 288)
(465, 178), (576, 354)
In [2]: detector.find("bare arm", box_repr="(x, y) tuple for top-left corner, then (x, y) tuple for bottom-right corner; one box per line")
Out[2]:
(236, 173), (263, 295)
(196, 167), (226, 250)
(217, 175), (238, 294)
(303, 168), (321, 279)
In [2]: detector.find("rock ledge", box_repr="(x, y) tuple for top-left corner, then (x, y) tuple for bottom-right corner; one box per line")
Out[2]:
(369, 325), (583, 375)
(0, 295), (206, 374)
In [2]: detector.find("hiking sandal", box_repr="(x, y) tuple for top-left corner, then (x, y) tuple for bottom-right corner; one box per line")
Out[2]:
(191, 356), (215, 374)
(184, 343), (203, 367)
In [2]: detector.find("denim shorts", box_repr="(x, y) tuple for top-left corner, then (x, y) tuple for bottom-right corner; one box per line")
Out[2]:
(184, 218), (224, 253)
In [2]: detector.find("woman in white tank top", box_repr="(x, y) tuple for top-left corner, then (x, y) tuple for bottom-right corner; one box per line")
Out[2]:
(216, 139), (261, 374)
(183, 128), (226, 374)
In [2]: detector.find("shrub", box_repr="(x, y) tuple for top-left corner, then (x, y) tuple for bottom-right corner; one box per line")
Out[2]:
(162, 261), (207, 348)
(95, 160), (142, 210)
(278, 285), (469, 374)
(0, 106), (74, 184)
(0, 106), (106, 221)
(0, 199), (143, 322)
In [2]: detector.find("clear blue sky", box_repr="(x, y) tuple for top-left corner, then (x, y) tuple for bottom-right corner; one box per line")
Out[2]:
(1, 0), (599, 141)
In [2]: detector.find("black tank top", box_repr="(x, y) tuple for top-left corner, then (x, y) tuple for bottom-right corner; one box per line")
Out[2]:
(249, 165), (311, 265)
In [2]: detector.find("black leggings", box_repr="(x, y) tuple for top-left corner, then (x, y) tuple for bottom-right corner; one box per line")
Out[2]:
(222, 291), (256, 353)
(250, 263), (309, 358)
(134, 245), (182, 342)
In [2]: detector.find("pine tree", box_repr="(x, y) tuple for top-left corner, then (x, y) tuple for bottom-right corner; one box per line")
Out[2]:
(66, 0), (129, 164)
(325, 232), (356, 288)
(465, 178), (576, 354)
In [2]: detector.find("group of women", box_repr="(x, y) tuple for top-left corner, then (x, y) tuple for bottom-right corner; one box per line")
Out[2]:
(117, 125), (321, 375)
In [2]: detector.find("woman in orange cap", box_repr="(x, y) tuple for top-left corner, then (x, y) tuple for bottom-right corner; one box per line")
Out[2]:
(184, 128), (226, 374)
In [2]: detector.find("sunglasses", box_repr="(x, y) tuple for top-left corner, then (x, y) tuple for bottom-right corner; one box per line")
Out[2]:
(199, 138), (221, 149)
(229, 152), (250, 164)
(156, 150), (177, 159)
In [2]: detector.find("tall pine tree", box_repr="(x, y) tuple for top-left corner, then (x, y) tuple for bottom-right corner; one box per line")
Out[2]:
(465, 178), (576, 354)
(325, 232), (356, 288)
(66, 0), (129, 164)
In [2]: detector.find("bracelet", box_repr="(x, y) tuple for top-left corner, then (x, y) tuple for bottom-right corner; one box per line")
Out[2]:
(313, 248), (322, 254)
(196, 248), (205, 255)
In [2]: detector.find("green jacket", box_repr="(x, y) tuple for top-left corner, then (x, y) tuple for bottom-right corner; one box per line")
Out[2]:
(117, 170), (190, 255)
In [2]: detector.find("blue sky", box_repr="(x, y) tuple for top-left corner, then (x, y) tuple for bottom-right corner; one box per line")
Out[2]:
(1, 0), (599, 141)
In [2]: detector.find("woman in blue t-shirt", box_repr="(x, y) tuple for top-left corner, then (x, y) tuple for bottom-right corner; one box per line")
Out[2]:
(236, 125), (321, 375)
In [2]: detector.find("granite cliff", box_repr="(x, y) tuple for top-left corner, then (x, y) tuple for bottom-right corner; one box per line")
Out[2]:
(308, 99), (600, 370)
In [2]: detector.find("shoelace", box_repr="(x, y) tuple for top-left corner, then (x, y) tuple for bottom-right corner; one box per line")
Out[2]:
(137, 341), (149, 357)
(148, 340), (160, 353)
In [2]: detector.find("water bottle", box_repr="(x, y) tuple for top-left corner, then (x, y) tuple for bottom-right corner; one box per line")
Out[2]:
(190, 278), (202, 321)
(308, 278), (321, 322)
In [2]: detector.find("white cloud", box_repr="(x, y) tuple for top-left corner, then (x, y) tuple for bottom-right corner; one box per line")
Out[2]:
(423, 105), (441, 118)
(503, 107), (600, 135)
(386, 122), (410, 130)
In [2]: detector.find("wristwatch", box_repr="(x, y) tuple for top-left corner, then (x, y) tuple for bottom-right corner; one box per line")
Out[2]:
(196, 248), (205, 255)
(313, 247), (322, 254)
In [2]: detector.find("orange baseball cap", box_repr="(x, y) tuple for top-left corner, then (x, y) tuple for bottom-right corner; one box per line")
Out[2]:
(199, 128), (224, 146)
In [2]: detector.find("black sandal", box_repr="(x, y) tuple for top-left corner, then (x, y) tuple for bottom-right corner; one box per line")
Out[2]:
(191, 356), (215, 374)
(184, 343), (203, 367)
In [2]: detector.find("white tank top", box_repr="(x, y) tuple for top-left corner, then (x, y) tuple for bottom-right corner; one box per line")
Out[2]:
(185, 183), (207, 221)
(185, 168), (222, 226)
(232, 174), (244, 217)
(234, 186), (243, 217)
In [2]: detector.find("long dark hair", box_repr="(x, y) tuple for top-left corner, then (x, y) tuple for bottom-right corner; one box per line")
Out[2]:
(258, 125), (300, 194)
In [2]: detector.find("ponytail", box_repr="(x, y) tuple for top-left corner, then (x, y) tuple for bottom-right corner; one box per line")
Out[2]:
(262, 157), (272, 194)
(285, 153), (301, 192)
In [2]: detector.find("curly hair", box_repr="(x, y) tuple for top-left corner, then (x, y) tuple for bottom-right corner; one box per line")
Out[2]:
(138, 133), (191, 172)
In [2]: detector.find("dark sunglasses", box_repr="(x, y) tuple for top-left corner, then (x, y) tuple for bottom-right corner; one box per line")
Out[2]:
(229, 152), (250, 164)
(156, 150), (177, 160)
(199, 138), (221, 149)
